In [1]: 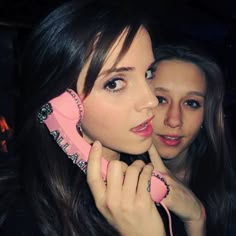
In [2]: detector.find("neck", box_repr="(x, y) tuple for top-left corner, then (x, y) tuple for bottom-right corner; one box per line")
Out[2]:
(102, 146), (120, 161)
(83, 133), (120, 161)
(162, 149), (189, 185)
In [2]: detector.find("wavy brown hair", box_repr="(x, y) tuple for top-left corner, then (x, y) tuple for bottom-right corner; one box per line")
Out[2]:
(154, 44), (234, 236)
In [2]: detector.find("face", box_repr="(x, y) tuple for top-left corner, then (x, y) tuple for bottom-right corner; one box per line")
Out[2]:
(151, 60), (206, 161)
(77, 27), (157, 160)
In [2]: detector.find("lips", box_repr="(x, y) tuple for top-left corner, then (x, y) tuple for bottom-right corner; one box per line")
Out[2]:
(159, 135), (182, 146)
(131, 116), (154, 137)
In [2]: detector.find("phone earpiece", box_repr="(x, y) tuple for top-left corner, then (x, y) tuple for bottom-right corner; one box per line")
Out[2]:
(38, 89), (108, 177)
(38, 89), (168, 203)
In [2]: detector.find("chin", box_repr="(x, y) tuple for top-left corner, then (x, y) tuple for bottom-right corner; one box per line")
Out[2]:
(156, 146), (181, 160)
(160, 153), (177, 160)
(126, 142), (152, 155)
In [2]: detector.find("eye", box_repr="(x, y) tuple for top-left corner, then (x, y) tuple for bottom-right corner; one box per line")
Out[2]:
(156, 96), (167, 104)
(104, 77), (126, 92)
(145, 68), (155, 80)
(184, 100), (201, 109)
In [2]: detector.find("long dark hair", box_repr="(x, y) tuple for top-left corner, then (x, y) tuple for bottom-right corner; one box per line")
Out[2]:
(154, 44), (234, 236)
(0, 1), (152, 235)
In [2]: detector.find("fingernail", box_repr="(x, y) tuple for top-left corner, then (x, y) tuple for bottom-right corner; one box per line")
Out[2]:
(92, 140), (100, 150)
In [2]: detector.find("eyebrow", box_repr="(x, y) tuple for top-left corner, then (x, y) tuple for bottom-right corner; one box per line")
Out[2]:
(187, 91), (205, 98)
(99, 60), (156, 77)
(99, 67), (135, 77)
(154, 87), (205, 98)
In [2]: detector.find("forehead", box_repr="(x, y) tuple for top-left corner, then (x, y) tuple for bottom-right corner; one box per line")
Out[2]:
(155, 60), (206, 92)
(101, 26), (153, 72)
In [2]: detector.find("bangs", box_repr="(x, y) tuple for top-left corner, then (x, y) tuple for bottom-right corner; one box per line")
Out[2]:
(83, 24), (142, 96)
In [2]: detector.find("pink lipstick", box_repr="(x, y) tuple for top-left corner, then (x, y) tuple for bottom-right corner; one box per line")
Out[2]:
(131, 116), (154, 137)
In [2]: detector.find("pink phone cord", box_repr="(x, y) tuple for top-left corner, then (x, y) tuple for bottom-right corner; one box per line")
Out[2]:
(160, 202), (173, 236)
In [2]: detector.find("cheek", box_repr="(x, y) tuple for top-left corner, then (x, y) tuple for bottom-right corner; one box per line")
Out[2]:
(152, 110), (165, 131)
(81, 98), (126, 143)
(185, 112), (203, 138)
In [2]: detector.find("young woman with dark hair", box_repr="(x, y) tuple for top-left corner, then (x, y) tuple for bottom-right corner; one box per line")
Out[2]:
(150, 44), (234, 236)
(0, 1), (167, 235)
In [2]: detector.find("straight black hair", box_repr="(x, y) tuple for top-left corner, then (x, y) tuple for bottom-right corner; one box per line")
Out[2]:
(0, 1), (154, 235)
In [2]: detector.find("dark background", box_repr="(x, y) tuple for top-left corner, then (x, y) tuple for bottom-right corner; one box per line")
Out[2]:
(0, 0), (235, 137)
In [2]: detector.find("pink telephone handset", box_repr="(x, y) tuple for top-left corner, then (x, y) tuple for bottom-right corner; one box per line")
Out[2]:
(38, 89), (169, 204)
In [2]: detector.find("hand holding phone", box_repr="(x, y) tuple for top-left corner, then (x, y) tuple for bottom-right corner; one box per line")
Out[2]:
(37, 89), (169, 203)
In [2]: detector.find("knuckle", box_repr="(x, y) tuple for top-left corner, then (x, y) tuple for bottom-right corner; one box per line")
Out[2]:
(127, 160), (145, 173)
(135, 199), (148, 210)
(120, 201), (132, 213)
(105, 196), (119, 212)
(108, 160), (122, 169)
(126, 165), (141, 175)
(142, 164), (154, 174)
(132, 160), (145, 167)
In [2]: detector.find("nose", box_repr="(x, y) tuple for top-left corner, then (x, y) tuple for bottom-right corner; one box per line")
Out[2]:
(135, 82), (158, 112)
(164, 103), (183, 128)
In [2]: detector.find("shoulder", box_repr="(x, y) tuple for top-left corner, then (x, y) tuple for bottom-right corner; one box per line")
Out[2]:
(0, 197), (43, 236)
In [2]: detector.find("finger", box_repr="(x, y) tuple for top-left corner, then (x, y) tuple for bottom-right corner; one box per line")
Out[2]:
(148, 144), (167, 172)
(122, 160), (146, 203)
(136, 163), (154, 201)
(106, 160), (128, 205)
(87, 141), (106, 200)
